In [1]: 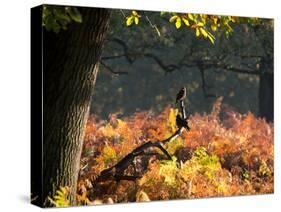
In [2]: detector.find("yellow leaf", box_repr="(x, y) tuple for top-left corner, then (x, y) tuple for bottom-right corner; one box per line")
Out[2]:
(136, 190), (150, 202)
(188, 13), (194, 21)
(209, 37), (215, 44)
(200, 15), (207, 24)
(117, 118), (127, 129)
(169, 15), (178, 23)
(199, 28), (208, 38)
(167, 108), (178, 132)
(175, 17), (181, 29)
(207, 34), (215, 44)
(213, 17), (218, 24)
(197, 22), (204, 27)
(126, 16), (133, 26)
(134, 16), (139, 25)
(196, 28), (200, 36)
(182, 17), (190, 26)
(132, 10), (138, 16)
(207, 31), (215, 40)
(211, 24), (217, 32)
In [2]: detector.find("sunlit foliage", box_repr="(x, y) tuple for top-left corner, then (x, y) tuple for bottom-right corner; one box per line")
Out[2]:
(77, 97), (273, 204)
(48, 186), (71, 207)
(126, 10), (141, 26)
(124, 11), (260, 44)
(42, 5), (261, 44)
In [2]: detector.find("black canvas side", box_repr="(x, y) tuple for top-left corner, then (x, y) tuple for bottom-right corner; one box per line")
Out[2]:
(31, 5), (43, 208)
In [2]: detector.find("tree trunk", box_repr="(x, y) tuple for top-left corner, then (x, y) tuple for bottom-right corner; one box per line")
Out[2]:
(42, 8), (111, 206)
(259, 72), (274, 122)
(258, 56), (274, 122)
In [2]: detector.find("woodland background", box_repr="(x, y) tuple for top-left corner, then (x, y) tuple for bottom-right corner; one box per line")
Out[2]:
(39, 6), (274, 207)
(92, 10), (273, 122)
(0, 0), (279, 212)
(65, 9), (273, 206)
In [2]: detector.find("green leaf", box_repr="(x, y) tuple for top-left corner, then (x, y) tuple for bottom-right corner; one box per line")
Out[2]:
(45, 16), (61, 33)
(53, 8), (71, 22)
(67, 8), (82, 23)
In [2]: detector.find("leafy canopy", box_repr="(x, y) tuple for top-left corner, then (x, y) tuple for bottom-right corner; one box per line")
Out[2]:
(42, 5), (260, 44)
(42, 5), (82, 33)
(123, 10), (260, 44)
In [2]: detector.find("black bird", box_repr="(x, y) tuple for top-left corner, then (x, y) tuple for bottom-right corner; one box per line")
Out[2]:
(175, 87), (186, 103)
(176, 114), (190, 131)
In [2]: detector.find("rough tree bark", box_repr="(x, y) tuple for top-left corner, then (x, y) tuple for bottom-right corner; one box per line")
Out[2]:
(42, 8), (111, 206)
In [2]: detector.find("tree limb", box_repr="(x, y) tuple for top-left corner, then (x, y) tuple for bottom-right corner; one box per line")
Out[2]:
(94, 96), (189, 183)
(100, 61), (128, 76)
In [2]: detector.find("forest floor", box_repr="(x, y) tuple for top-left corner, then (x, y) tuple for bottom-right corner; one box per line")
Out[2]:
(76, 98), (273, 205)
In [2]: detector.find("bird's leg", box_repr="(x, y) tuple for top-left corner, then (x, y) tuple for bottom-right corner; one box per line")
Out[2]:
(180, 100), (186, 119)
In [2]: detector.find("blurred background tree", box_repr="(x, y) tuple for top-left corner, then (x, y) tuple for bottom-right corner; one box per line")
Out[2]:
(92, 10), (273, 122)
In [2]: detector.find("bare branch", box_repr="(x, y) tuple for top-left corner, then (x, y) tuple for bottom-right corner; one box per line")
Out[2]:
(143, 53), (180, 72)
(119, 9), (126, 18)
(197, 63), (216, 98)
(103, 37), (260, 76)
(144, 13), (161, 37)
(105, 38), (134, 64)
(101, 54), (129, 60)
(100, 61), (128, 76)
(214, 64), (260, 75)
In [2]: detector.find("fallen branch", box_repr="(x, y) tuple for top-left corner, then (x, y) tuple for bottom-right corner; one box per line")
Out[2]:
(94, 89), (190, 183)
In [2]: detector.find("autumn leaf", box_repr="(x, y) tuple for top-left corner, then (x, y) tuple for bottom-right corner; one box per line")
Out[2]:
(182, 17), (190, 26)
(196, 28), (200, 36)
(134, 16), (139, 25)
(175, 17), (182, 29)
(126, 16), (133, 26)
(81, 98), (273, 202)
(169, 15), (178, 23)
